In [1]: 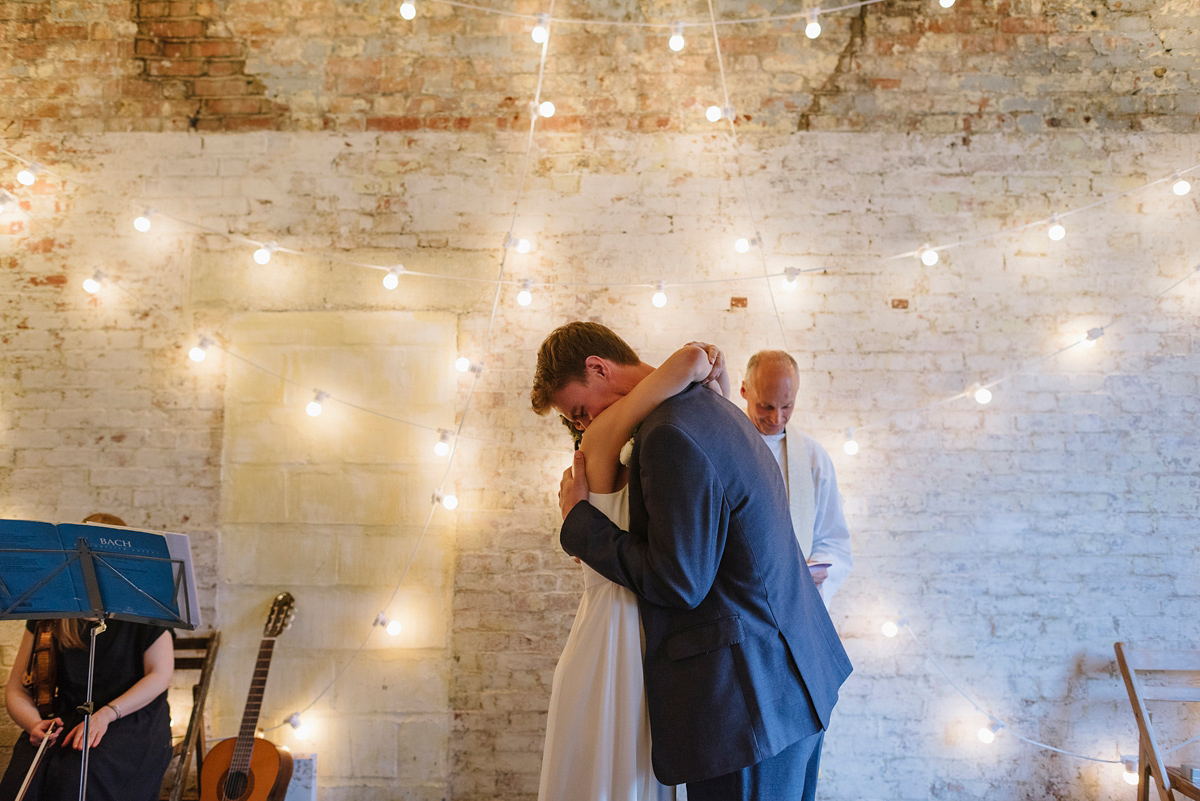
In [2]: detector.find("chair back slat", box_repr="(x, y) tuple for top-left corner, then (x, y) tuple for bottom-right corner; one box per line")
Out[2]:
(1123, 648), (1200, 673)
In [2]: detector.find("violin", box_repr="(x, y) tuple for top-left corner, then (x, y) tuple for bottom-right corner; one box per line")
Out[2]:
(22, 621), (57, 718)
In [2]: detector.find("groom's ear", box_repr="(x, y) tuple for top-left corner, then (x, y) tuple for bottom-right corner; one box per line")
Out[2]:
(583, 355), (608, 379)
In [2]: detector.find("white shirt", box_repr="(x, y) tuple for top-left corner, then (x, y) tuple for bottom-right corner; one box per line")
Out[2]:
(762, 429), (853, 605)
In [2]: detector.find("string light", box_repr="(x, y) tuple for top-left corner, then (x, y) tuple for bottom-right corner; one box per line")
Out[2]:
(133, 209), (153, 232)
(0, 189), (13, 213)
(668, 21), (685, 52)
(16, 163), (39, 186)
(508, 235), (532, 253)
(517, 279), (534, 306)
(804, 10), (821, 39)
(82, 270), (105, 294)
(706, 105), (723, 122)
(253, 242), (277, 265)
(1081, 327), (1104, 347)
(383, 266), (404, 290)
(188, 336), (213, 363)
(306, 390), (328, 417)
(285, 713), (312, 740)
(374, 613), (403, 637)
(651, 281), (667, 308)
(1047, 215), (1066, 241)
(537, 100), (555, 118)
(434, 429), (453, 457)
(1121, 756), (1139, 785)
(734, 237), (752, 253)
(782, 267), (800, 290)
(399, 0), (416, 19)
(978, 717), (1003, 744)
(918, 244), (939, 266)
(881, 617), (907, 637)
(433, 490), (458, 510)
(531, 13), (549, 43)
(939, 0), (955, 7)
(1171, 172), (1191, 196)
(843, 428), (859, 456)
(455, 357), (482, 374)
(973, 386), (993, 404)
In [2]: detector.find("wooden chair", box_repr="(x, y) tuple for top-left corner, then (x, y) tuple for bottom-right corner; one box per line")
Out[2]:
(161, 632), (221, 801)
(1114, 642), (1200, 801)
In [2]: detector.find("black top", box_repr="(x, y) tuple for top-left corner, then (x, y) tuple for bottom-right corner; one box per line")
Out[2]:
(24, 618), (171, 718)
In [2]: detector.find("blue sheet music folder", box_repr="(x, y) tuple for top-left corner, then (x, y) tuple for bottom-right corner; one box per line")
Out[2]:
(0, 520), (182, 625)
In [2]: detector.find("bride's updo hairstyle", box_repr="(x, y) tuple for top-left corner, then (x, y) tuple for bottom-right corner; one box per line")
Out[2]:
(530, 321), (640, 415)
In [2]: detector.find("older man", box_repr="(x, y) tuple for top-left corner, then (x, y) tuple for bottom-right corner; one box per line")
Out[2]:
(741, 350), (852, 604)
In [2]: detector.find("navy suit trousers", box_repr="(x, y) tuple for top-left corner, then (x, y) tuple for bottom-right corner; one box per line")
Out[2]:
(685, 730), (824, 801)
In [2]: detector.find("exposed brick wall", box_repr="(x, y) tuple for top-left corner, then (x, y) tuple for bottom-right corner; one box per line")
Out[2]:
(2, 0), (1197, 136)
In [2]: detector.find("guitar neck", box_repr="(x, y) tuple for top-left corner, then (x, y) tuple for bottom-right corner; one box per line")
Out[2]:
(229, 637), (276, 771)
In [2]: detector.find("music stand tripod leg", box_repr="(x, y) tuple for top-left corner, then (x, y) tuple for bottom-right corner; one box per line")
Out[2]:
(77, 617), (107, 801)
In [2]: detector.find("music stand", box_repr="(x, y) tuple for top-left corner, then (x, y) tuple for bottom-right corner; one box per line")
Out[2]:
(0, 523), (199, 801)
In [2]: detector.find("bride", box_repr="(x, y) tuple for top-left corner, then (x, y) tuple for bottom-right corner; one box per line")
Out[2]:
(537, 342), (729, 801)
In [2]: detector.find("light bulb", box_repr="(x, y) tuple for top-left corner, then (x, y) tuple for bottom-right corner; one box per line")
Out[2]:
(782, 267), (800, 290)
(974, 387), (992, 404)
(133, 210), (152, 232)
(1047, 216), (1065, 241)
(843, 429), (859, 456)
(1172, 175), (1191, 196)
(978, 718), (1002, 744)
(805, 12), (821, 39)
(188, 337), (213, 363)
(939, 0), (955, 7)
(517, 279), (533, 307)
(16, 165), (38, 186)
(306, 390), (328, 417)
(286, 713), (312, 740)
(651, 281), (667, 308)
(433, 490), (458, 510)
(399, 1), (415, 19)
(881, 621), (899, 638)
(455, 357), (471, 373)
(1081, 327), (1104, 347)
(706, 105), (723, 122)
(919, 245), (939, 266)
(537, 100), (555, 118)
(516, 237), (531, 253)
(668, 22), (685, 52)
(383, 266), (403, 290)
(1122, 757), (1139, 785)
(531, 14), (549, 44)
(734, 237), (751, 253)
(434, 430), (452, 457)
(253, 242), (276, 264)
(82, 270), (104, 294)
(386, 620), (402, 636)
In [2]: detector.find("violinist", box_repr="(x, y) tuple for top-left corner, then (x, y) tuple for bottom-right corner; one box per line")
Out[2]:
(0, 514), (175, 801)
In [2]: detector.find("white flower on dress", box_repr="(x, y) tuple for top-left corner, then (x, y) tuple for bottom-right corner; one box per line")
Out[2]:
(619, 438), (634, 466)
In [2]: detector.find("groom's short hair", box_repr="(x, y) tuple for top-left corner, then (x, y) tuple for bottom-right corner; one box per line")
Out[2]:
(531, 321), (639, 415)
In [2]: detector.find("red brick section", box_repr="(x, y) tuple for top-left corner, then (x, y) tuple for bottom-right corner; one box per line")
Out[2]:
(132, 0), (284, 131)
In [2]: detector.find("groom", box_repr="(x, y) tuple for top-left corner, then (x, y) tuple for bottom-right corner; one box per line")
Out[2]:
(532, 322), (853, 800)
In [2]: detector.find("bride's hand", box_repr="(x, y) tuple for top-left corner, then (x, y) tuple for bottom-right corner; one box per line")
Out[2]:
(686, 341), (728, 397)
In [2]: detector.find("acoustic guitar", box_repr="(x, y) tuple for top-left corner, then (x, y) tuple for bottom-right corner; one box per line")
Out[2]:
(200, 592), (296, 801)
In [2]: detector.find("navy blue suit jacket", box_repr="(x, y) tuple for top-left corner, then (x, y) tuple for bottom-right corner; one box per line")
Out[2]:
(561, 385), (853, 785)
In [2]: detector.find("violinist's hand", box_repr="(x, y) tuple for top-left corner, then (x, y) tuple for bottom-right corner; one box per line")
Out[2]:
(28, 718), (62, 746)
(65, 705), (116, 750)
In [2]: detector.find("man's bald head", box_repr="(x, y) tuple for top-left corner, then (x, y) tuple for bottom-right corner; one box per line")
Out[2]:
(741, 350), (800, 436)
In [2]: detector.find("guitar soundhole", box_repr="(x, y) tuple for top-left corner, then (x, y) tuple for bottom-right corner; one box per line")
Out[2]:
(219, 769), (254, 800)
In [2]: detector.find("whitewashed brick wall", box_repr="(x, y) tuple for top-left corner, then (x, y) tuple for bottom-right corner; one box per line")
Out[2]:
(1, 129), (1197, 801)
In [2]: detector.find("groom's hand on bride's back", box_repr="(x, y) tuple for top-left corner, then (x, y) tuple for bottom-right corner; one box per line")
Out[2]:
(559, 450), (590, 520)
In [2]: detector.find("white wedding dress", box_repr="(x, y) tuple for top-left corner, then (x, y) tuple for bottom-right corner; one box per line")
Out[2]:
(538, 486), (679, 801)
